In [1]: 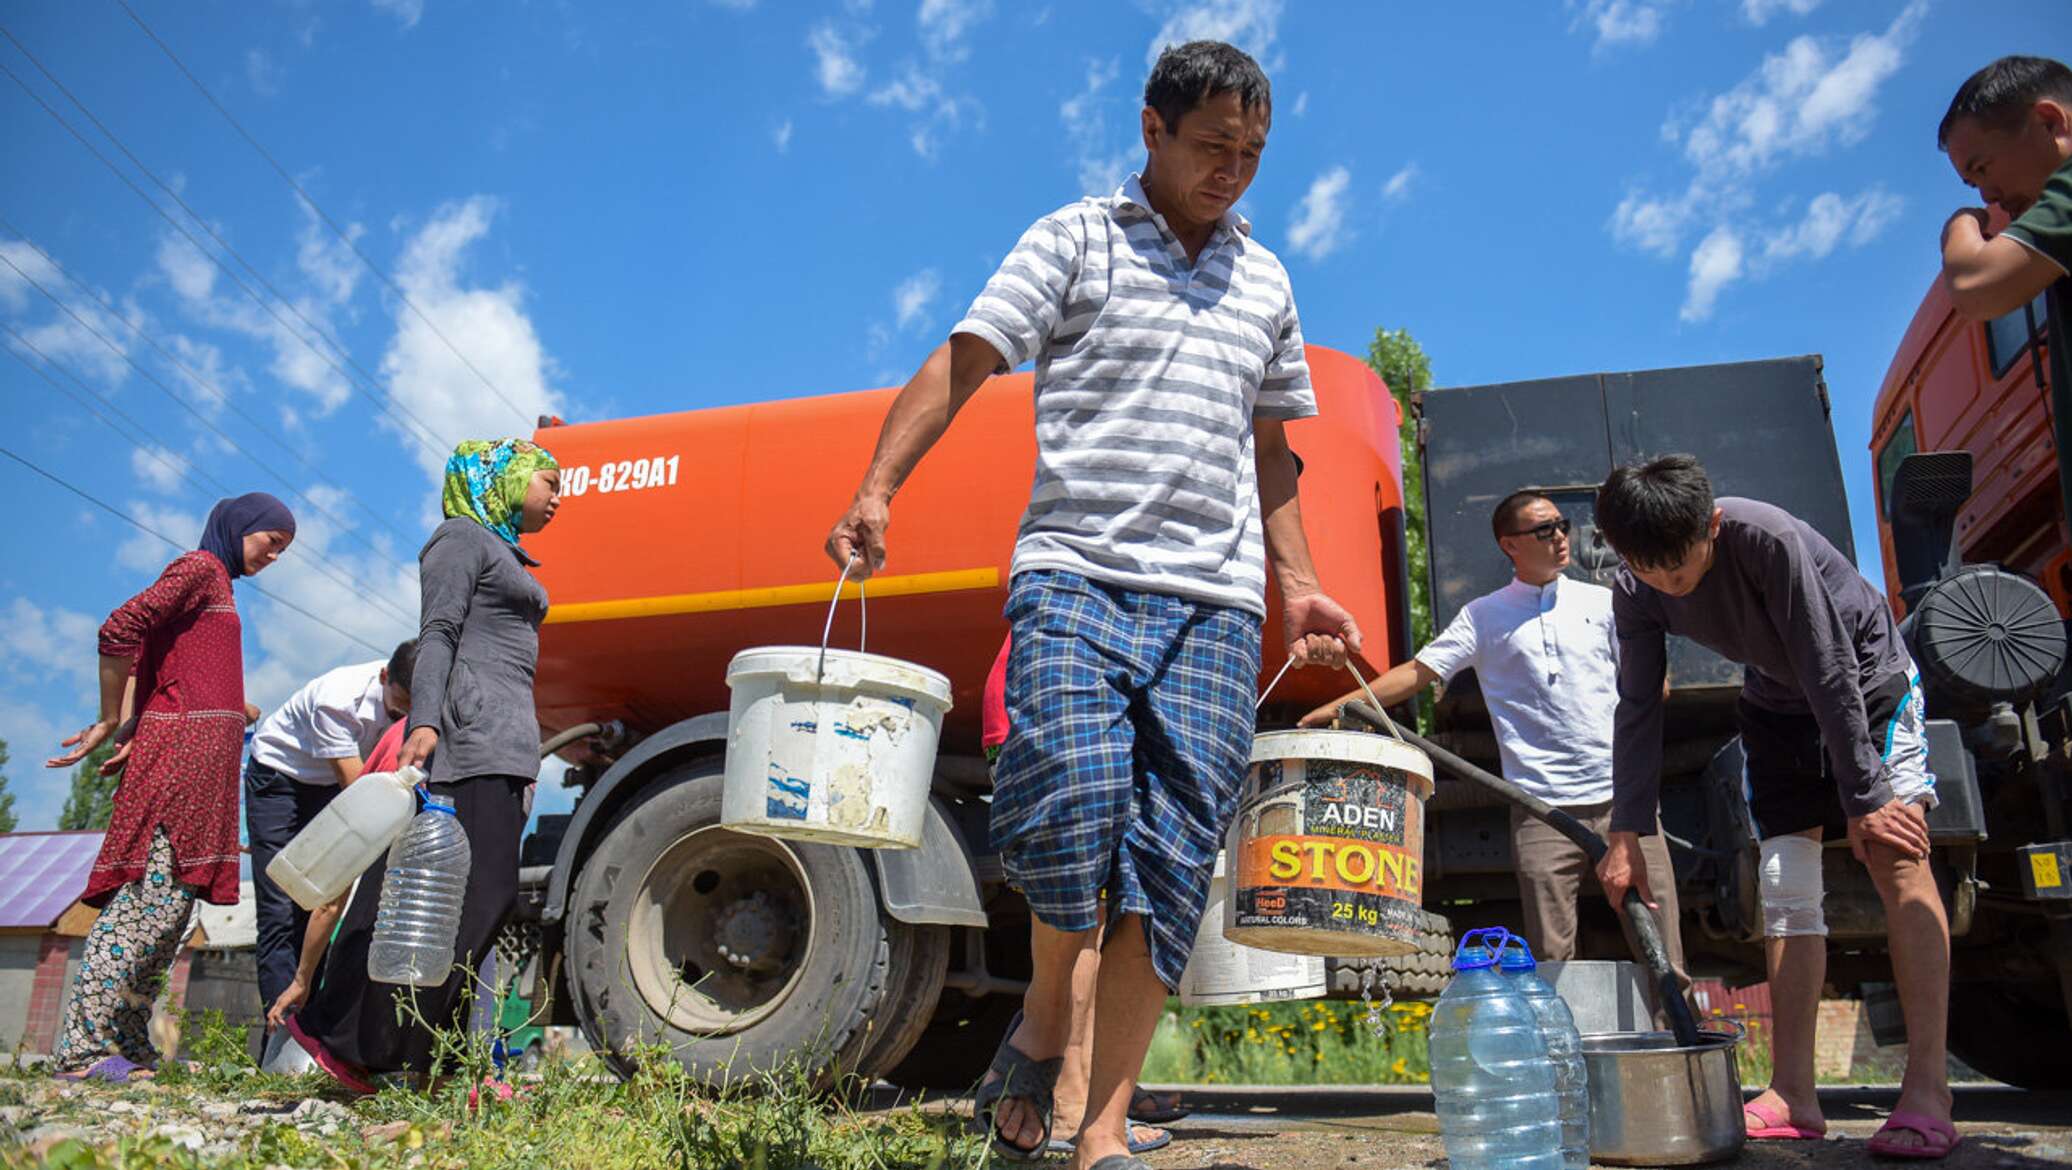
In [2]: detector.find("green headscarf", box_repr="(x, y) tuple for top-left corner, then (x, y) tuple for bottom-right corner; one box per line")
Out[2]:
(441, 438), (559, 547)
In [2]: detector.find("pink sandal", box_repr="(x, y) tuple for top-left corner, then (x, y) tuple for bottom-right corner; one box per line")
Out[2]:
(1744, 1097), (1826, 1140)
(1867, 1110), (1961, 1160)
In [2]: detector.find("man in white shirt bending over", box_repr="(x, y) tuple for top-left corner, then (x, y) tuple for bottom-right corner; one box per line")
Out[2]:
(1304, 492), (1686, 976)
(245, 641), (416, 1021)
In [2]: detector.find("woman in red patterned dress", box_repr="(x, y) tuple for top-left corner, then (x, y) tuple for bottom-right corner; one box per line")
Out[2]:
(45, 493), (296, 1083)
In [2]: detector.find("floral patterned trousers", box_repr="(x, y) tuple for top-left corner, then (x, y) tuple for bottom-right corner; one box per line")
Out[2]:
(54, 828), (197, 1071)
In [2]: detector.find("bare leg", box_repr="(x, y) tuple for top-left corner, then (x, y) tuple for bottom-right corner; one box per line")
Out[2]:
(1746, 829), (1825, 1133)
(1049, 928), (1101, 1140)
(984, 918), (1089, 1154)
(1072, 913), (1169, 1169)
(1051, 924), (1169, 1153)
(1862, 835), (1954, 1151)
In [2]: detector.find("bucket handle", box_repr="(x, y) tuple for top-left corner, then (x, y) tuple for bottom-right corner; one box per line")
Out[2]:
(1256, 653), (1407, 741)
(817, 554), (870, 678)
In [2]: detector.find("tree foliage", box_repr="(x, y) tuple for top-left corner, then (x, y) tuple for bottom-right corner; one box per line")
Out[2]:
(0, 738), (17, 833)
(57, 739), (121, 831)
(1365, 326), (1434, 647)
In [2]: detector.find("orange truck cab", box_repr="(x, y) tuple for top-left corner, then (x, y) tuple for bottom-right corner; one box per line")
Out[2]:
(1867, 278), (2072, 1089)
(516, 345), (1412, 1088)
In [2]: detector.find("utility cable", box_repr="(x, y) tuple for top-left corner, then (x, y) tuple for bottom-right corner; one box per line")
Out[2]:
(0, 246), (421, 584)
(0, 212), (417, 548)
(0, 49), (455, 463)
(0, 445), (393, 656)
(3, 334), (420, 629)
(112, 0), (538, 432)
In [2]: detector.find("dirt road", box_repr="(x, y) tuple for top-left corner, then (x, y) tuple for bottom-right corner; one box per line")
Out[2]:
(1080, 1084), (2072, 1169)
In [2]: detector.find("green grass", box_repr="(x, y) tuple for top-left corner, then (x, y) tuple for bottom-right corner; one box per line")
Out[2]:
(1139, 1000), (1433, 1086)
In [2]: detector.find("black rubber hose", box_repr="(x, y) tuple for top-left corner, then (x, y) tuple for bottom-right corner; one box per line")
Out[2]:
(1342, 700), (1702, 1046)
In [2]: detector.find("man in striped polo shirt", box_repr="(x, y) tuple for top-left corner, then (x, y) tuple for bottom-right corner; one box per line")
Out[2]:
(827, 40), (1358, 1169)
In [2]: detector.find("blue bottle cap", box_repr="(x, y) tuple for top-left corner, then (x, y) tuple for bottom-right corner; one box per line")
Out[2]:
(1451, 926), (1512, 971)
(1498, 935), (1538, 972)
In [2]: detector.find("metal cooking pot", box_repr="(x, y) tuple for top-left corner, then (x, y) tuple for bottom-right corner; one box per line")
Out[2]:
(1581, 1022), (1746, 1166)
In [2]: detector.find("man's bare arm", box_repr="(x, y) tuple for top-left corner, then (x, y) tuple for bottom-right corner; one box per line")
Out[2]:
(825, 334), (1003, 577)
(1941, 209), (2065, 320)
(1256, 418), (1361, 668)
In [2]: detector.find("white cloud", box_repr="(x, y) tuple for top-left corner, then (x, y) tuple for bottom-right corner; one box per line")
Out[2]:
(774, 119), (794, 153)
(245, 49), (283, 98)
(156, 201), (366, 417)
(1681, 225), (1744, 323)
(380, 196), (562, 479)
(0, 597), (100, 684)
(370, 0), (423, 30)
(1609, 186), (1697, 258)
(1762, 187), (1904, 261)
(0, 239), (136, 388)
(1743, 0), (1821, 25)
(808, 23), (867, 98)
(869, 64), (942, 112)
(1292, 91), (1308, 117)
(0, 241), (54, 312)
(709, 0), (758, 8)
(1570, 0), (1670, 51)
(1381, 162), (1420, 203)
(237, 500), (416, 712)
(918, 0), (992, 62)
(130, 445), (192, 494)
(1680, 1), (1924, 179)
(1287, 166), (1353, 262)
(893, 269), (941, 331)
(1146, 0), (1284, 68)
(115, 501), (203, 574)
(1061, 57), (1132, 196)
(155, 234), (217, 303)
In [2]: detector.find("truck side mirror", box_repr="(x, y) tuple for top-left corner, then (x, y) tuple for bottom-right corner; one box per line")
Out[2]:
(1887, 451), (1974, 611)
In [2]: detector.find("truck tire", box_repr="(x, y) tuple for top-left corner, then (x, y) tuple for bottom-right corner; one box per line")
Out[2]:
(1945, 981), (2072, 1090)
(564, 760), (907, 1090)
(849, 911), (951, 1083)
(1327, 910), (1454, 1000)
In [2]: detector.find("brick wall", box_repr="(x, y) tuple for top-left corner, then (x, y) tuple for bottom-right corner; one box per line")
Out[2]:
(23, 933), (75, 1054)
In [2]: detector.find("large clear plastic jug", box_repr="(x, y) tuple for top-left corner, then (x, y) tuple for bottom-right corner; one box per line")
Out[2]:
(1428, 927), (1561, 1170)
(1501, 937), (1590, 1169)
(265, 765), (424, 911)
(368, 796), (472, 987)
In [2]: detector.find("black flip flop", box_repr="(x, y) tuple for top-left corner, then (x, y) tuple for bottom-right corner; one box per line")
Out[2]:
(1129, 1086), (1191, 1124)
(971, 1010), (1062, 1163)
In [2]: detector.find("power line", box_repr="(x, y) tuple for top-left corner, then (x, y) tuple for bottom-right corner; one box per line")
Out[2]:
(112, 0), (538, 433)
(0, 211), (417, 549)
(0, 45), (455, 463)
(0, 445), (392, 656)
(2, 331), (420, 629)
(0, 244), (422, 585)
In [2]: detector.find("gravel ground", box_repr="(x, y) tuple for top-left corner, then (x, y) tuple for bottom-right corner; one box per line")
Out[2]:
(8, 1070), (2069, 1168)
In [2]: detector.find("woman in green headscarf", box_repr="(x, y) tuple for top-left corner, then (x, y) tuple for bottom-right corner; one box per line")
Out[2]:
(291, 438), (562, 1087)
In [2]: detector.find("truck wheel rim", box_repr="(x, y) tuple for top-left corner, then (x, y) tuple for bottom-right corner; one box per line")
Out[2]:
(627, 826), (814, 1035)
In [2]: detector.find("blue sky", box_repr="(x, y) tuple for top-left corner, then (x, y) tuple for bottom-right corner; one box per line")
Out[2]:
(0, 0), (2066, 831)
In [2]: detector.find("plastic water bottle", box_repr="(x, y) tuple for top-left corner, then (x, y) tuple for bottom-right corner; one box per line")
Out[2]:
(368, 795), (471, 987)
(1500, 937), (1590, 1170)
(1428, 927), (1561, 1170)
(267, 765), (425, 911)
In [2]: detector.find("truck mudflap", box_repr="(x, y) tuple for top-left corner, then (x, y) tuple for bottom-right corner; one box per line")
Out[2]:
(543, 711), (987, 930)
(872, 799), (989, 928)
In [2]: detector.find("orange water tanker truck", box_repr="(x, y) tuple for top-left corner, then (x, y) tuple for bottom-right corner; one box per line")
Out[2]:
(513, 344), (1414, 1087)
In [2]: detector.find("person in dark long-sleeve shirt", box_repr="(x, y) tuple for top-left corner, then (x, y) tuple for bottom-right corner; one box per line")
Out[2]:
(1593, 455), (1953, 1153)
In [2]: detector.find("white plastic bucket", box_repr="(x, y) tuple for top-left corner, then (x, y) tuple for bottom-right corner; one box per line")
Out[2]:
(1180, 850), (1327, 1007)
(721, 646), (952, 849)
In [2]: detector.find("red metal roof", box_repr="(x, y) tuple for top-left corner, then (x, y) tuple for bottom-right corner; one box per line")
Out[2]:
(0, 831), (103, 930)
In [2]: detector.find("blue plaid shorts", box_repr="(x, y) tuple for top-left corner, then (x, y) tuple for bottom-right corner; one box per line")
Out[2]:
(993, 569), (1262, 989)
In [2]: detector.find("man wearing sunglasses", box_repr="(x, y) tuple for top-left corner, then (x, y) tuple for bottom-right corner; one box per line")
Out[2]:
(1303, 491), (1687, 981)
